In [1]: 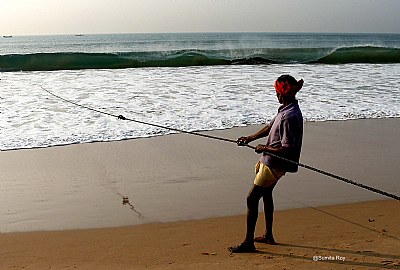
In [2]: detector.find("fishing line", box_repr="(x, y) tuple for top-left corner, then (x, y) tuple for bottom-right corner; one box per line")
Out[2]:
(39, 85), (400, 201)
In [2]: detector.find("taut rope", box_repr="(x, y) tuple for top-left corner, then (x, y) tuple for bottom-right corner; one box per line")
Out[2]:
(39, 86), (400, 201)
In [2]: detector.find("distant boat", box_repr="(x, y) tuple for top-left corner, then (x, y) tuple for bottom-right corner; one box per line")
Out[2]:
(74, 34), (84, 37)
(3, 35), (13, 38)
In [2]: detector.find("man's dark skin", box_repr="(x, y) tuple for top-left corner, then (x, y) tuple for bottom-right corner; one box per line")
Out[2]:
(236, 92), (297, 244)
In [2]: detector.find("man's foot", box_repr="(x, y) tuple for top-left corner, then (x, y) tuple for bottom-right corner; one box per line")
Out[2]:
(228, 242), (256, 253)
(254, 235), (276, 245)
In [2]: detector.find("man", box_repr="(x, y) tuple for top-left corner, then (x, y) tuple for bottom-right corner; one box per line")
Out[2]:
(229, 74), (304, 253)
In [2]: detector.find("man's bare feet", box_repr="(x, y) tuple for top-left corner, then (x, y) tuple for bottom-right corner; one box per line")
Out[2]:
(254, 235), (276, 245)
(228, 242), (256, 253)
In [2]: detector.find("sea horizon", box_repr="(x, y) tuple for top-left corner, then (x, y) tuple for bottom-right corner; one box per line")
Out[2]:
(3, 30), (400, 36)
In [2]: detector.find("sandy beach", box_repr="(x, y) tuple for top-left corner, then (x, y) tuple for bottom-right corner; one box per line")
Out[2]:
(1, 118), (399, 269)
(0, 200), (399, 269)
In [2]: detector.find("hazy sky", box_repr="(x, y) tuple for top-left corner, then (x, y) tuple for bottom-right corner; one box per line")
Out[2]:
(1, 0), (399, 35)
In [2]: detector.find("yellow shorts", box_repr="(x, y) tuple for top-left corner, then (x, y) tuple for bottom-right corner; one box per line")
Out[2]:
(254, 161), (285, 188)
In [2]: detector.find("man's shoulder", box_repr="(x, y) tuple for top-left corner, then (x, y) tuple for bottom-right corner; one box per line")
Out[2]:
(280, 103), (302, 120)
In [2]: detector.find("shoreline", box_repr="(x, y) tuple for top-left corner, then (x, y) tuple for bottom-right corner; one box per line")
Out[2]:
(2, 117), (399, 153)
(0, 118), (399, 234)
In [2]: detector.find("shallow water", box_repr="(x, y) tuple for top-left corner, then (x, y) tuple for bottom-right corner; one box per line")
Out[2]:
(1, 64), (399, 150)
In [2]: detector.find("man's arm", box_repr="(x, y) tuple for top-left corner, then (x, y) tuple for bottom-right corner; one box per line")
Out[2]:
(254, 144), (290, 156)
(255, 115), (299, 157)
(237, 124), (272, 146)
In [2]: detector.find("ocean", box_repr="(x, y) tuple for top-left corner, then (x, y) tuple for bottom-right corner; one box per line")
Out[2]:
(1, 32), (400, 150)
(1, 32), (400, 232)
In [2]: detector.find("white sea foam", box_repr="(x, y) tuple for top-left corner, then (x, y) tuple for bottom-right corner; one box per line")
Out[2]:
(1, 64), (399, 150)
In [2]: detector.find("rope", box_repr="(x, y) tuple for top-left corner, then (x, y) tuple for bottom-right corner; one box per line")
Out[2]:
(39, 86), (400, 201)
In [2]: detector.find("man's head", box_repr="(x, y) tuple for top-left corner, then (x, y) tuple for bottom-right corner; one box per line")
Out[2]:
(274, 75), (303, 104)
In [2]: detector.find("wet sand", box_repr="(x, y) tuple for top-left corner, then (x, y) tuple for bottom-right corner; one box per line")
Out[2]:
(0, 118), (399, 268)
(1, 118), (399, 232)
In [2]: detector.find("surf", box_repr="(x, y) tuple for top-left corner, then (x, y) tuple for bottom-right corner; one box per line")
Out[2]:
(315, 46), (400, 64)
(1, 46), (399, 71)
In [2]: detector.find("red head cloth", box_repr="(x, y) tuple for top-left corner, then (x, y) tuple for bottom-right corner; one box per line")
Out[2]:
(274, 79), (304, 96)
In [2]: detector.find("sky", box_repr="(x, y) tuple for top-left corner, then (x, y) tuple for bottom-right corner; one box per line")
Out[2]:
(1, 0), (399, 35)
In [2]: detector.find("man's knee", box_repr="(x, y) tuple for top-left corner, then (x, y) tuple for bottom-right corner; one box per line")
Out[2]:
(247, 192), (259, 209)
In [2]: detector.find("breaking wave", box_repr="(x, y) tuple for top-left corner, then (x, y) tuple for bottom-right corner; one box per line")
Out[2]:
(1, 46), (399, 71)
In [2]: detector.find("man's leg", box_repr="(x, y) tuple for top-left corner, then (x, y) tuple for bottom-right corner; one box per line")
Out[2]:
(229, 184), (264, 253)
(262, 183), (277, 243)
(245, 184), (265, 243)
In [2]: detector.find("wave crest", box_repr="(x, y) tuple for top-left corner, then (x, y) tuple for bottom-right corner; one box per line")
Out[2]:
(1, 46), (399, 71)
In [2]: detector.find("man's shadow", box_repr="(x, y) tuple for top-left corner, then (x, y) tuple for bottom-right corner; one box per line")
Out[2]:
(256, 243), (400, 269)
(256, 196), (400, 268)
